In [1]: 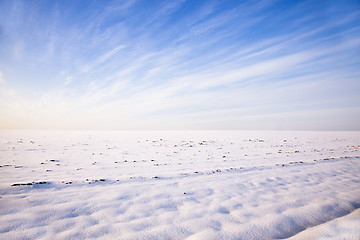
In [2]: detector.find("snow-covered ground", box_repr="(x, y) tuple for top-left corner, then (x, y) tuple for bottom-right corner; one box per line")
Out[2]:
(0, 130), (359, 239)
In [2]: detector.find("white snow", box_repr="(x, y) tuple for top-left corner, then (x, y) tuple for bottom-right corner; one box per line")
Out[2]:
(0, 130), (359, 239)
(289, 208), (360, 240)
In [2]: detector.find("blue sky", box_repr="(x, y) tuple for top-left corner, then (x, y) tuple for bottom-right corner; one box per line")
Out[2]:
(0, 0), (359, 130)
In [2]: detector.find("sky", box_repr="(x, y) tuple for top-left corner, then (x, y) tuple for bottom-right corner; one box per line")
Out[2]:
(0, 0), (359, 131)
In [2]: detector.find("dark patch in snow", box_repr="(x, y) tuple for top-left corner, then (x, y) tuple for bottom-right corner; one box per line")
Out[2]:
(12, 181), (49, 186)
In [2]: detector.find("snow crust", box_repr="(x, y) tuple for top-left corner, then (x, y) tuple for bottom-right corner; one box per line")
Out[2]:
(0, 130), (359, 239)
(289, 208), (360, 240)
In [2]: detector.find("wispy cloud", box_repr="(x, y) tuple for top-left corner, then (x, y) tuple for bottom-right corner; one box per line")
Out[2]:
(0, 0), (359, 130)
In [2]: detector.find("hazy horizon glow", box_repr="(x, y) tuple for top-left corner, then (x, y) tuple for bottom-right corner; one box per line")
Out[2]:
(0, 0), (359, 130)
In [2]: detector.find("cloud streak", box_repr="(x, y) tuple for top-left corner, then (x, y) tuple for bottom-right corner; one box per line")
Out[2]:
(0, 0), (359, 130)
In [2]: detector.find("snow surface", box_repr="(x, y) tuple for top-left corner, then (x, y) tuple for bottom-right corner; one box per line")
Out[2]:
(0, 130), (359, 239)
(289, 208), (360, 240)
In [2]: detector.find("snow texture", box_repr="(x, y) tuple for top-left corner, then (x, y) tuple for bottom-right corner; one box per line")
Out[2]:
(0, 130), (359, 239)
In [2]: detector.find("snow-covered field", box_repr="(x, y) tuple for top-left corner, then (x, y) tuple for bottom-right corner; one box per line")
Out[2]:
(0, 130), (359, 239)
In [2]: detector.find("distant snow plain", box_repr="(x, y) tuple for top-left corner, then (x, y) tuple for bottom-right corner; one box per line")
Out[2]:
(0, 130), (359, 239)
